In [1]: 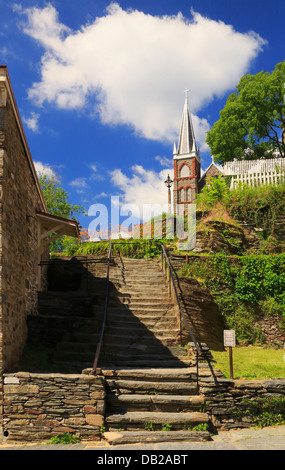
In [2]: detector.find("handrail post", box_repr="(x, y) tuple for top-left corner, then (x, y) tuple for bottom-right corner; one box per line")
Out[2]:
(92, 238), (112, 373)
(160, 244), (202, 358)
(196, 349), (199, 389)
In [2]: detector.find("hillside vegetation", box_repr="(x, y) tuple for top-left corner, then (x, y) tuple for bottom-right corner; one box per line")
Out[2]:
(179, 178), (285, 346)
(55, 178), (285, 347)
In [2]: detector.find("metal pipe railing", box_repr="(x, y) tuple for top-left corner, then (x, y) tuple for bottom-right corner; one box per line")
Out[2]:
(92, 238), (112, 373)
(160, 244), (202, 357)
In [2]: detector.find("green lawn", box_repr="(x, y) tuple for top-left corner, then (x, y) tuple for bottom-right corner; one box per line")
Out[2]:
(211, 347), (285, 379)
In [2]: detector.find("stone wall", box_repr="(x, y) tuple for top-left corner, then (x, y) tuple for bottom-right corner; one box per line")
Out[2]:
(2, 370), (284, 441)
(199, 375), (285, 431)
(2, 372), (105, 441)
(0, 87), (47, 373)
(176, 277), (224, 351)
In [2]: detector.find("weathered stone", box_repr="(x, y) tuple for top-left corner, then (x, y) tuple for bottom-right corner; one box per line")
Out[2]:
(83, 405), (97, 414)
(85, 414), (104, 427)
(90, 390), (106, 399)
(234, 380), (263, 389)
(63, 417), (86, 426)
(4, 385), (39, 395)
(4, 377), (20, 384)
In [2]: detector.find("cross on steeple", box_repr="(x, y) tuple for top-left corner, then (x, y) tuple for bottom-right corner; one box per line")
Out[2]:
(184, 88), (190, 103)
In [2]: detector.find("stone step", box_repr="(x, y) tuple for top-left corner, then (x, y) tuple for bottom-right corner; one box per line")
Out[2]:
(103, 430), (211, 445)
(101, 367), (200, 380)
(102, 307), (175, 318)
(56, 342), (184, 358)
(63, 330), (180, 345)
(70, 316), (178, 332)
(99, 359), (192, 368)
(109, 297), (171, 305)
(52, 349), (189, 364)
(108, 300), (172, 308)
(106, 393), (205, 412)
(99, 312), (178, 325)
(113, 287), (170, 295)
(105, 299), (173, 312)
(105, 379), (198, 395)
(109, 272), (165, 278)
(105, 411), (209, 431)
(104, 343), (184, 355)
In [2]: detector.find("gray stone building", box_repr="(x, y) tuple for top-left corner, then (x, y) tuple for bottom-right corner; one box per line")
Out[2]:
(0, 66), (79, 373)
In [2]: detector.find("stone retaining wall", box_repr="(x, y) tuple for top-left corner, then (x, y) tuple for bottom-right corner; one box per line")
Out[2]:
(1, 370), (285, 441)
(200, 376), (285, 431)
(2, 372), (105, 441)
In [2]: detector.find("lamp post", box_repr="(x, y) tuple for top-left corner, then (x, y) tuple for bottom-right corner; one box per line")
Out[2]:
(164, 174), (173, 214)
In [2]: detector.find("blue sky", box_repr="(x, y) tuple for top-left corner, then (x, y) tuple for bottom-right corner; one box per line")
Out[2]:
(0, 0), (284, 233)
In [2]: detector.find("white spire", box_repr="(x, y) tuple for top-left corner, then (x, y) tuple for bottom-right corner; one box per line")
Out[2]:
(176, 89), (198, 157)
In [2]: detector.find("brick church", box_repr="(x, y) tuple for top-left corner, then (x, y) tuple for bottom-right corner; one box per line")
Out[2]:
(172, 90), (222, 216)
(172, 91), (285, 215)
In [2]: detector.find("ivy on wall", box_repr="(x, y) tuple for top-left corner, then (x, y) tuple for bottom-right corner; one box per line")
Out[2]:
(179, 253), (285, 344)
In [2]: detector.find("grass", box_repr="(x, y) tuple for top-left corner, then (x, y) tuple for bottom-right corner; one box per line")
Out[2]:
(211, 347), (285, 379)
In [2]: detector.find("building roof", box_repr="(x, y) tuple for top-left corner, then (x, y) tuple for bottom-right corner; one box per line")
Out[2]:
(199, 157), (224, 181)
(37, 211), (80, 240)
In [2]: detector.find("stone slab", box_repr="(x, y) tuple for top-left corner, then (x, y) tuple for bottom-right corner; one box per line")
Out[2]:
(103, 430), (211, 444)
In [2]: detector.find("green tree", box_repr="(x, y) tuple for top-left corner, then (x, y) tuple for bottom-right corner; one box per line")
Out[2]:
(39, 174), (85, 251)
(39, 174), (85, 219)
(206, 61), (285, 164)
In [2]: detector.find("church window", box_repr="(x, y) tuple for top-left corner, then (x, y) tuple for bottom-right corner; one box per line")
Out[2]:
(186, 187), (192, 201)
(179, 188), (185, 202)
(180, 163), (191, 178)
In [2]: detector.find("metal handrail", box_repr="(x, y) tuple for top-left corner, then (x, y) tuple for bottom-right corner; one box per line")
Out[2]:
(92, 238), (112, 373)
(160, 244), (202, 357)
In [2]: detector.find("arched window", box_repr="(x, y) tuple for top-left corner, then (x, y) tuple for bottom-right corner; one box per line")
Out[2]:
(186, 187), (192, 201)
(179, 187), (184, 202)
(179, 164), (190, 178)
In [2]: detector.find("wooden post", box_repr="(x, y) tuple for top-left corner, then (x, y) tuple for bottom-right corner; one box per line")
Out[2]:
(229, 346), (234, 379)
(224, 330), (235, 380)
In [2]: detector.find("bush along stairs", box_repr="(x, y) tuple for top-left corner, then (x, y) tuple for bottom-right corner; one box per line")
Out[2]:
(35, 255), (217, 444)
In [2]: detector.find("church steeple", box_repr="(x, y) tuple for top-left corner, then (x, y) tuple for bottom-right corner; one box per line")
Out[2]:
(172, 90), (201, 216)
(174, 89), (200, 161)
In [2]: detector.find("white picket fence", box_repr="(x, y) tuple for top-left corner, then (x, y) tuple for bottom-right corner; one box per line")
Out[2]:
(223, 158), (285, 189)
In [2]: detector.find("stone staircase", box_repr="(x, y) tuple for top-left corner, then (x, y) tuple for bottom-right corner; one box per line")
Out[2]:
(100, 366), (215, 444)
(45, 257), (190, 370)
(33, 255), (218, 444)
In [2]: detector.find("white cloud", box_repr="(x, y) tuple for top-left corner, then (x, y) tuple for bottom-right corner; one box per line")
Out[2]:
(110, 164), (173, 217)
(70, 177), (87, 187)
(34, 160), (58, 180)
(23, 111), (40, 132)
(69, 177), (88, 193)
(155, 156), (173, 168)
(17, 3), (266, 149)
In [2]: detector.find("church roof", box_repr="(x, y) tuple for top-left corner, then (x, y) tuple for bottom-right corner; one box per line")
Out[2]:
(175, 89), (199, 159)
(199, 157), (224, 181)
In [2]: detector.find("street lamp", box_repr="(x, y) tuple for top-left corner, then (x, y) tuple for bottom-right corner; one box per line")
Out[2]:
(164, 174), (173, 214)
